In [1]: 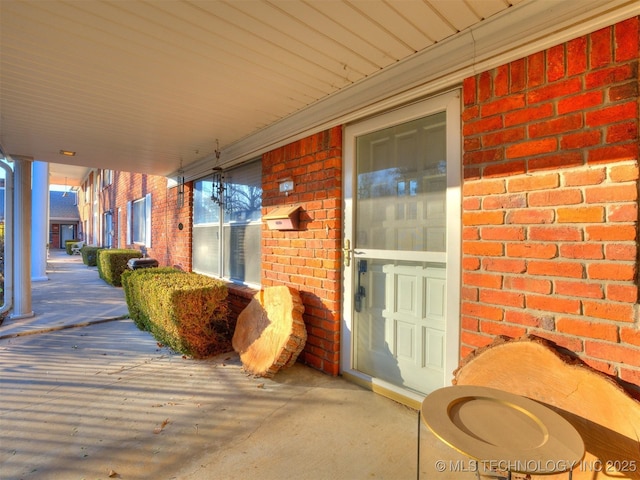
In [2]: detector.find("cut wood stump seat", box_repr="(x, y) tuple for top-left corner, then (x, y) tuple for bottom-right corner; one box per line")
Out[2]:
(232, 285), (306, 378)
(453, 335), (640, 480)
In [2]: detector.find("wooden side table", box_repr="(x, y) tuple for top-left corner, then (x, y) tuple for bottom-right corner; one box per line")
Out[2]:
(421, 386), (585, 479)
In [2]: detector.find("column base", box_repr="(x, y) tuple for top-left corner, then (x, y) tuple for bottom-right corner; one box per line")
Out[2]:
(10, 311), (35, 320)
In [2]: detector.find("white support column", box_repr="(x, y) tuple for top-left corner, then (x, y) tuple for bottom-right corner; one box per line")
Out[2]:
(32, 161), (49, 282)
(11, 156), (34, 319)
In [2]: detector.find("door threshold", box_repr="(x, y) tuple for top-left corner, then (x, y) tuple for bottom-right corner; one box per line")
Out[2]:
(342, 370), (425, 410)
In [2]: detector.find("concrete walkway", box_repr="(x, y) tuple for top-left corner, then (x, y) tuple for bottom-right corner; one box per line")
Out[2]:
(0, 250), (470, 480)
(0, 250), (130, 338)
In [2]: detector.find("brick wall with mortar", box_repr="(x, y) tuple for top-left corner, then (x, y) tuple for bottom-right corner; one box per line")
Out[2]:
(105, 171), (192, 270)
(261, 126), (343, 375)
(461, 17), (640, 391)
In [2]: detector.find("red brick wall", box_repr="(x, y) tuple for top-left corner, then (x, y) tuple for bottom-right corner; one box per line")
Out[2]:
(106, 171), (192, 270)
(261, 126), (343, 375)
(149, 179), (192, 271)
(461, 17), (639, 391)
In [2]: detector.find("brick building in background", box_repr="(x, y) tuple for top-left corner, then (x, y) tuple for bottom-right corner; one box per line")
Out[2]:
(78, 17), (639, 401)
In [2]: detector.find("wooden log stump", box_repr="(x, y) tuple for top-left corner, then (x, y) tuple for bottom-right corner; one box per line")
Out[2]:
(232, 285), (306, 377)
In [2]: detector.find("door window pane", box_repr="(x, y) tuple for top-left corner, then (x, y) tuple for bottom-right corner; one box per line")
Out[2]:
(356, 112), (446, 252)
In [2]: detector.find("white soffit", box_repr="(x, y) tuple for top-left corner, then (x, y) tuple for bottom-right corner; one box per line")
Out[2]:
(0, 0), (638, 183)
(202, 0), (639, 178)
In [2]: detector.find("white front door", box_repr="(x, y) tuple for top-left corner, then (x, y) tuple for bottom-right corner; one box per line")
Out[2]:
(341, 91), (461, 405)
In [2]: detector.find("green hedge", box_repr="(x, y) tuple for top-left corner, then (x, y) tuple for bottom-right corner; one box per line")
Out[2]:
(65, 239), (81, 255)
(122, 267), (182, 327)
(97, 249), (143, 286)
(80, 246), (101, 266)
(122, 268), (230, 358)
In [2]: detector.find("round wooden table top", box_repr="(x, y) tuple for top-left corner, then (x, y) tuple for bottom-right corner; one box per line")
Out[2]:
(421, 385), (585, 474)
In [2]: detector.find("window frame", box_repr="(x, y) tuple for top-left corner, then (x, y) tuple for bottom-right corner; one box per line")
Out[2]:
(101, 169), (113, 189)
(192, 160), (262, 287)
(126, 193), (152, 248)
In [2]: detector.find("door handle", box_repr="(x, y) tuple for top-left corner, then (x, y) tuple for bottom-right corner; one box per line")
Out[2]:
(354, 259), (367, 312)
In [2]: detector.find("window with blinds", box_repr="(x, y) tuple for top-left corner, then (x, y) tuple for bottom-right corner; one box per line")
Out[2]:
(193, 160), (262, 286)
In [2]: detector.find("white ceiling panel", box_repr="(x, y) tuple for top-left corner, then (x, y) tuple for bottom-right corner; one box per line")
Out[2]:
(349, 0), (433, 51)
(467, 0), (513, 20)
(428, 0), (481, 31)
(0, 0), (635, 184)
(303, 0), (415, 61)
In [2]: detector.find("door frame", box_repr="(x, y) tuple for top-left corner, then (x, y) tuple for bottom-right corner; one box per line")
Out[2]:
(340, 90), (462, 407)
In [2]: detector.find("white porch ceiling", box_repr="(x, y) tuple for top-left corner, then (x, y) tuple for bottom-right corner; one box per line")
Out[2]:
(0, 0), (637, 185)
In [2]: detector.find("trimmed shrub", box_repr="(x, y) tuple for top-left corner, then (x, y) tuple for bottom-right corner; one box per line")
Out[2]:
(97, 249), (142, 286)
(122, 268), (230, 358)
(65, 239), (81, 255)
(80, 246), (101, 266)
(122, 267), (182, 329)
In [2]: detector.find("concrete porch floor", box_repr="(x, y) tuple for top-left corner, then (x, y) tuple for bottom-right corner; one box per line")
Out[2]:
(0, 250), (471, 480)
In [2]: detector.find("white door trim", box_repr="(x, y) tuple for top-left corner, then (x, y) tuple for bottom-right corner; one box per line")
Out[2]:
(341, 90), (462, 404)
